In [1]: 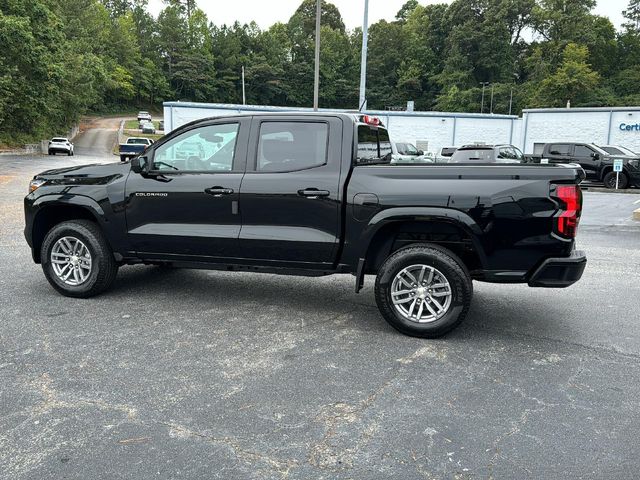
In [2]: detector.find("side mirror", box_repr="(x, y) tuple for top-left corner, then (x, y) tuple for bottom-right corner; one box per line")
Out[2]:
(131, 156), (148, 174)
(591, 152), (600, 160)
(417, 150), (424, 156)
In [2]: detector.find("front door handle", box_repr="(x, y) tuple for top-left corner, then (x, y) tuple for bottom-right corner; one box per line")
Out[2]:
(298, 188), (330, 198)
(205, 186), (234, 197)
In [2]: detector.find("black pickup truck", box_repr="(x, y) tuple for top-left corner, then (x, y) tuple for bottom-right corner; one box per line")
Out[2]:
(525, 142), (640, 189)
(24, 113), (587, 338)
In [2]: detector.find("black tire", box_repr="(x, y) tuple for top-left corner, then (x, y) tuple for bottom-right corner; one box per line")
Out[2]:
(120, 155), (126, 162)
(40, 220), (118, 298)
(603, 171), (628, 189)
(375, 244), (473, 338)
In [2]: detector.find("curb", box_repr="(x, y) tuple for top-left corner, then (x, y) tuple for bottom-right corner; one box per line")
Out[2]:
(582, 187), (640, 194)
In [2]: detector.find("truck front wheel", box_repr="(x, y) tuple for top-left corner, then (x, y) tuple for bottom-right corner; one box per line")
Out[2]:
(40, 220), (118, 298)
(375, 245), (472, 338)
(603, 171), (628, 189)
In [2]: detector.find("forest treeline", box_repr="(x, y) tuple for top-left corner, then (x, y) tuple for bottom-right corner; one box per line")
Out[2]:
(2, 0), (640, 143)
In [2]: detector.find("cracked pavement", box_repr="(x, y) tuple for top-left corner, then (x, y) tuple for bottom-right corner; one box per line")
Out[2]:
(1, 151), (640, 479)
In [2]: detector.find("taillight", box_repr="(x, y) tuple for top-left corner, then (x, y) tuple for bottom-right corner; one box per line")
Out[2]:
(361, 115), (381, 126)
(553, 184), (582, 238)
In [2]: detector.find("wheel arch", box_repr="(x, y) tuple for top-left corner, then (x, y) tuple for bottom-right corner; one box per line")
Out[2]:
(30, 197), (107, 264)
(600, 165), (613, 180)
(359, 207), (487, 277)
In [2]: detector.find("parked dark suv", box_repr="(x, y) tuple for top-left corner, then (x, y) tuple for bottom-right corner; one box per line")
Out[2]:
(449, 144), (524, 163)
(526, 143), (640, 189)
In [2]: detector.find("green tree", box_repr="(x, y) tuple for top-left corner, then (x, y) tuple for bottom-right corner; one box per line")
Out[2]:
(624, 0), (640, 30)
(534, 43), (600, 107)
(396, 0), (419, 22)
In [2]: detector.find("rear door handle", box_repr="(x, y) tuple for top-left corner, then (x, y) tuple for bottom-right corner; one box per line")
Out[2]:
(205, 186), (234, 197)
(298, 188), (330, 198)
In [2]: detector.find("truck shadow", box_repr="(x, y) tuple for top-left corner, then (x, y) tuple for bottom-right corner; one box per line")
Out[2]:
(107, 265), (392, 333)
(106, 267), (572, 340)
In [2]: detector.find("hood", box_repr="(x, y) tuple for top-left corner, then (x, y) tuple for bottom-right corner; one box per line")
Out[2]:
(603, 154), (640, 162)
(34, 162), (130, 185)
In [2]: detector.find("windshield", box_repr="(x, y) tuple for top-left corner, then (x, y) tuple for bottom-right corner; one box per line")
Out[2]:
(450, 149), (494, 162)
(52, 138), (67, 142)
(601, 146), (636, 156)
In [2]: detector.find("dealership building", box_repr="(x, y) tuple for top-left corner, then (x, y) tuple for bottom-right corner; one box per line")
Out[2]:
(163, 102), (640, 156)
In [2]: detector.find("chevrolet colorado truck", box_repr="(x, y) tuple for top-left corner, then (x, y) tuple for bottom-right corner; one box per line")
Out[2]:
(24, 113), (587, 338)
(525, 142), (640, 189)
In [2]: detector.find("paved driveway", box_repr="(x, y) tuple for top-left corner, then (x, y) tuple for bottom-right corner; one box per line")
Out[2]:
(1, 152), (639, 479)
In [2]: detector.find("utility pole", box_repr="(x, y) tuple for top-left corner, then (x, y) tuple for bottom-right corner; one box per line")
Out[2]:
(359, 0), (370, 111)
(509, 72), (519, 116)
(313, 0), (321, 111)
(241, 66), (246, 105)
(480, 82), (489, 113)
(509, 86), (513, 115)
(489, 83), (495, 114)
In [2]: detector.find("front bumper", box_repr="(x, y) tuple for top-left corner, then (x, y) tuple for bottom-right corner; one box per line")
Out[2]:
(628, 169), (640, 187)
(528, 250), (587, 288)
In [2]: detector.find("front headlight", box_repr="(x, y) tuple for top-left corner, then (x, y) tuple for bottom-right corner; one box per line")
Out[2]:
(29, 179), (46, 193)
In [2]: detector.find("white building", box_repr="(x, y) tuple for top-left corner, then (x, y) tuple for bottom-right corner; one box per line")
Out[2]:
(163, 102), (640, 156)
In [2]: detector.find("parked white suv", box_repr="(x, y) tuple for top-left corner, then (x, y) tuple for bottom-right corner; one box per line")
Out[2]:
(48, 138), (74, 156)
(137, 111), (152, 122)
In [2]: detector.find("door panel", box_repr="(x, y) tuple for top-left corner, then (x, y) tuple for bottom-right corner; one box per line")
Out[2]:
(124, 119), (249, 260)
(238, 117), (344, 267)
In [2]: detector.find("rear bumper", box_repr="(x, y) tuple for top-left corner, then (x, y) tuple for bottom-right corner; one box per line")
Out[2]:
(527, 250), (587, 288)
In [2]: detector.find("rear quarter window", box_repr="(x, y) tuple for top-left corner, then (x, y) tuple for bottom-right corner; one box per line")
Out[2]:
(357, 126), (392, 164)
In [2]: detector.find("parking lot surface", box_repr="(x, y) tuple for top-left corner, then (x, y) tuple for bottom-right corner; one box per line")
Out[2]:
(1, 150), (640, 479)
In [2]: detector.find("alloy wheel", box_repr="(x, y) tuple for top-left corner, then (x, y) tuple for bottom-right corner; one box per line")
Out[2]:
(50, 236), (93, 286)
(390, 264), (453, 323)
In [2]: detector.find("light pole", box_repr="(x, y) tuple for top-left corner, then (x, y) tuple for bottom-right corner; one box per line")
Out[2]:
(480, 82), (489, 113)
(509, 73), (518, 116)
(489, 83), (495, 114)
(358, 0), (370, 111)
(313, 0), (321, 111)
(241, 66), (246, 105)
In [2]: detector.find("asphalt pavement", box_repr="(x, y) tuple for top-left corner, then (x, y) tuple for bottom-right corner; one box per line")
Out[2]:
(1, 147), (639, 479)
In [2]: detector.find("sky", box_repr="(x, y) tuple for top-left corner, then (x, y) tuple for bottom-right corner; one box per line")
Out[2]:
(147, 0), (630, 31)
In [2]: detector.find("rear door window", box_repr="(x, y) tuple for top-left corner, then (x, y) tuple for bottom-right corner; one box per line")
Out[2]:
(549, 144), (571, 155)
(257, 122), (328, 172)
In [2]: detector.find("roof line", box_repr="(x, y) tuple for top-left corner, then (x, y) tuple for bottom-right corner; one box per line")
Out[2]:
(162, 102), (519, 120)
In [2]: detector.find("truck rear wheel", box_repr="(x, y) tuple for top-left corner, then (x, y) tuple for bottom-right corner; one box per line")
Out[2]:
(603, 171), (628, 189)
(40, 220), (118, 298)
(374, 245), (472, 338)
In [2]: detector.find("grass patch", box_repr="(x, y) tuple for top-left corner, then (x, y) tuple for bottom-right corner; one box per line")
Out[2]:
(123, 130), (164, 141)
